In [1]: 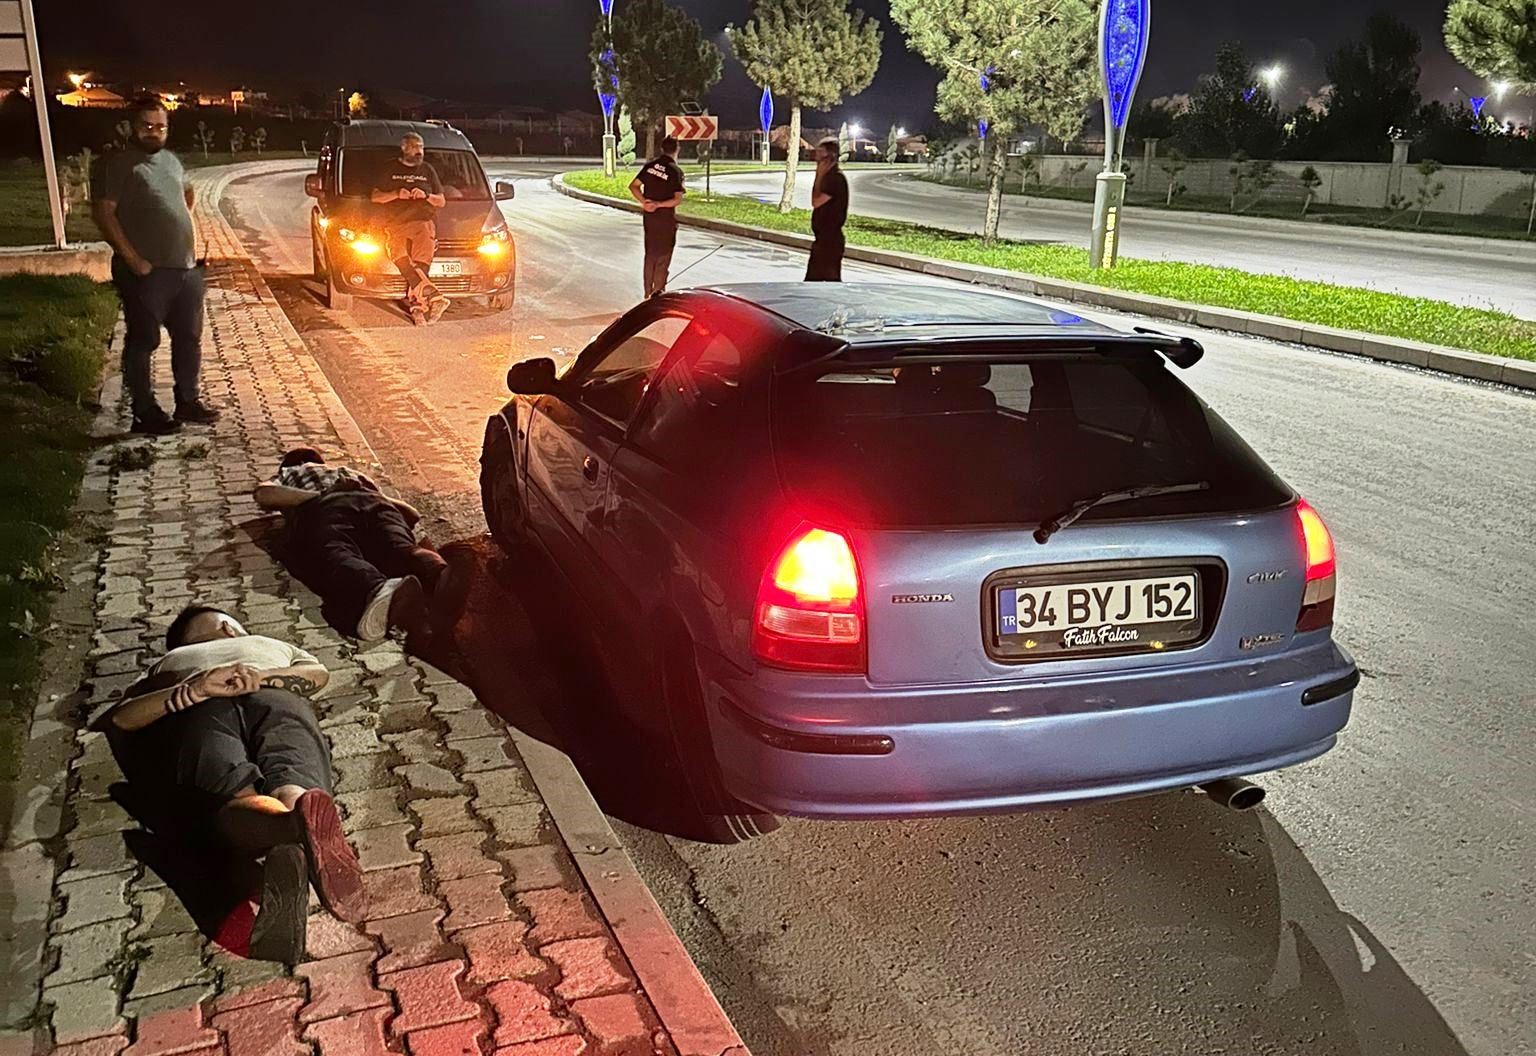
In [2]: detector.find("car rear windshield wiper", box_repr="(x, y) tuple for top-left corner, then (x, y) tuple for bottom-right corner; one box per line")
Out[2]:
(1033, 481), (1210, 544)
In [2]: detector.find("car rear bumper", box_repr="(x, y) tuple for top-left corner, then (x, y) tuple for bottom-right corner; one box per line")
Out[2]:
(699, 642), (1357, 818)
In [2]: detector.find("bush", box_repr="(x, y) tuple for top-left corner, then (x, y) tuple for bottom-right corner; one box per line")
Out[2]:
(0, 274), (118, 402)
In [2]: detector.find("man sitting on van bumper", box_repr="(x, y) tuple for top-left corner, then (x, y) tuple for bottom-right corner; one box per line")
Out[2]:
(370, 132), (449, 322)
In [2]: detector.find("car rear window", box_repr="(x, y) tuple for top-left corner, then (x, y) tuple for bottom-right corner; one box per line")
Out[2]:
(770, 352), (1291, 528)
(338, 147), (490, 201)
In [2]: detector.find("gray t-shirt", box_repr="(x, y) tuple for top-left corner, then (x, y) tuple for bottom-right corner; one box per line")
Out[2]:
(92, 148), (196, 269)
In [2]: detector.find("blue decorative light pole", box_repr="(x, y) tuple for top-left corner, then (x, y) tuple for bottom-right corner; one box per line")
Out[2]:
(1091, 0), (1151, 268)
(597, 1), (619, 176)
(759, 87), (774, 165)
(1470, 96), (1487, 121)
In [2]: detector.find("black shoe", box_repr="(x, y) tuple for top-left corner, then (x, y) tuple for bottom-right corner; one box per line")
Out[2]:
(130, 410), (181, 436)
(174, 400), (220, 424)
(249, 844), (309, 965)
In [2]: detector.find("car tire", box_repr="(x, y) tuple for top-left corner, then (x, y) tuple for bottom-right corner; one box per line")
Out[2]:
(480, 418), (526, 550)
(311, 231), (324, 282)
(318, 242), (352, 311)
(660, 628), (781, 845)
(486, 291), (515, 312)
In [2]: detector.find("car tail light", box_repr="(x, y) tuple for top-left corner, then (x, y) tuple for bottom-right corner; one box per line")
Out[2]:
(1295, 499), (1337, 632)
(753, 525), (865, 673)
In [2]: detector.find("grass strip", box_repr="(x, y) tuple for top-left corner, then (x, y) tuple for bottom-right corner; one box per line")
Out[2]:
(564, 168), (1536, 362)
(0, 274), (117, 779)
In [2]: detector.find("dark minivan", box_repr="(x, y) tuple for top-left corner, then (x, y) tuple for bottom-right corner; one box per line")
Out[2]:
(305, 119), (516, 312)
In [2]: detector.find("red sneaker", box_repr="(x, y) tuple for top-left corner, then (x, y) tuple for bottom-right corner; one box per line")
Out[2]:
(295, 790), (366, 923)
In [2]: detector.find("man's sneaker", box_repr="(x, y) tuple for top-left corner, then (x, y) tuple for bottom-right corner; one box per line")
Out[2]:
(174, 400), (220, 424)
(356, 575), (426, 641)
(130, 409), (181, 436)
(426, 294), (450, 324)
(249, 844), (309, 964)
(409, 305), (427, 326)
(295, 790), (366, 924)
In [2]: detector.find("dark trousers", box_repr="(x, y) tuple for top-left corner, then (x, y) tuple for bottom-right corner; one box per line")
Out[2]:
(805, 235), (845, 282)
(108, 689), (331, 835)
(113, 260), (205, 418)
(287, 492), (447, 635)
(643, 212), (677, 297)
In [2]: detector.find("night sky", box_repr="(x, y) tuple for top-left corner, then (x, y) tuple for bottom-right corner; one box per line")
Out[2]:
(39, 0), (1476, 128)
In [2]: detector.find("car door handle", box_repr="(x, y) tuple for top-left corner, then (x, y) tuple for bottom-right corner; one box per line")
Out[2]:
(582, 456), (600, 482)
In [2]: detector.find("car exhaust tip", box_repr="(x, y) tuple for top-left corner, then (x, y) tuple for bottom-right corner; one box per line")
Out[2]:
(1198, 777), (1265, 811)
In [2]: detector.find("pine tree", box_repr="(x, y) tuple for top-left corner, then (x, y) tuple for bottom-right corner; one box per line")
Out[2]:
(890, 0), (1098, 241)
(593, 0), (723, 160)
(728, 0), (883, 212)
(1444, 0), (1536, 90)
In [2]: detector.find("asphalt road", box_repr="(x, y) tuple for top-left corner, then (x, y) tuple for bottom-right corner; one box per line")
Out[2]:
(223, 165), (1535, 1056)
(712, 169), (1536, 320)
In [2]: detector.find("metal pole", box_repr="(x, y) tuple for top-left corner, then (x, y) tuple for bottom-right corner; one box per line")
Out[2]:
(18, 0), (65, 248)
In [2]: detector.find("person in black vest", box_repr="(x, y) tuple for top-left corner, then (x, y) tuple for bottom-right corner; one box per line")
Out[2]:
(807, 137), (850, 282)
(629, 136), (686, 297)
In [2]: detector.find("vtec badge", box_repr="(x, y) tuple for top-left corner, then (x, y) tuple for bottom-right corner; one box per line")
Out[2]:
(1247, 570), (1288, 584)
(892, 593), (955, 604)
(1240, 633), (1288, 650)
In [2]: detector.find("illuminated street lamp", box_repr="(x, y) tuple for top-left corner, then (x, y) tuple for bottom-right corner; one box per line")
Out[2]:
(1491, 80), (1510, 101)
(1091, 0), (1151, 269)
(759, 86), (774, 165)
(67, 71), (86, 88)
(1259, 63), (1284, 96)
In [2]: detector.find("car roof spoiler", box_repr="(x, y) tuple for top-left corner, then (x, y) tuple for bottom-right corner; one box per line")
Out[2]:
(776, 327), (1205, 373)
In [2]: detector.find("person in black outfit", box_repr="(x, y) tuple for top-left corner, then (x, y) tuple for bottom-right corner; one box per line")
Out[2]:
(807, 137), (850, 282)
(629, 136), (687, 297)
(370, 133), (449, 323)
(254, 448), (466, 641)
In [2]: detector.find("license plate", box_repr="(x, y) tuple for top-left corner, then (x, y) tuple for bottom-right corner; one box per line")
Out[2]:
(995, 571), (1201, 658)
(429, 260), (463, 277)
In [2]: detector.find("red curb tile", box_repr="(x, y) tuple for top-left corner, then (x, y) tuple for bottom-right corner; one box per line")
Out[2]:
(209, 979), (306, 1016)
(121, 1005), (221, 1056)
(365, 910), (453, 974)
(543, 938), (633, 1001)
(417, 832), (500, 881)
(294, 952), (390, 1025)
(53, 1038), (129, 1056)
(404, 1020), (486, 1056)
(497, 847), (567, 893)
(490, 1038), (588, 1056)
(456, 920), (546, 986)
(211, 997), (308, 1056)
(568, 993), (650, 1052)
(361, 866), (439, 920)
(516, 888), (605, 947)
(483, 981), (574, 1048)
(378, 961), (477, 1036)
(439, 875), (512, 931)
(301, 1007), (392, 1056)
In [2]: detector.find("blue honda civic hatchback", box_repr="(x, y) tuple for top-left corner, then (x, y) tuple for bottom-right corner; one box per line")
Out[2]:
(480, 283), (1358, 837)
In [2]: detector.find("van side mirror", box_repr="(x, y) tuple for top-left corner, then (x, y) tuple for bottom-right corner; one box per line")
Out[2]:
(494, 180), (516, 201)
(507, 357), (557, 394)
(304, 173), (323, 198)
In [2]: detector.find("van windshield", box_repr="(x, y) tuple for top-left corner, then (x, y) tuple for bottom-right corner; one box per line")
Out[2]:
(338, 147), (490, 201)
(770, 352), (1291, 528)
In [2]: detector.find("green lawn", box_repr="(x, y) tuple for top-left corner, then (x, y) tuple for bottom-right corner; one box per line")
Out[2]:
(0, 274), (117, 779)
(565, 169), (1536, 362)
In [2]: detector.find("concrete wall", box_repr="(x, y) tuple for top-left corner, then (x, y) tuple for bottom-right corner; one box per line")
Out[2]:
(936, 150), (1536, 218)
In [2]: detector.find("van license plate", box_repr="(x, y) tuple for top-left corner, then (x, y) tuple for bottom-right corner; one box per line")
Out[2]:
(429, 260), (463, 277)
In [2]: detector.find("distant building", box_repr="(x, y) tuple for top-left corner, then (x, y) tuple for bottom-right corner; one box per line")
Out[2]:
(57, 85), (125, 108)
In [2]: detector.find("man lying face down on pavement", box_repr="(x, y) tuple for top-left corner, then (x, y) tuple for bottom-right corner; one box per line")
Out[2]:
(96, 605), (364, 963)
(254, 447), (467, 642)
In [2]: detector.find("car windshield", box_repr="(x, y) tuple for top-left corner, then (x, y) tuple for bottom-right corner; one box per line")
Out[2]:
(338, 146), (491, 201)
(771, 352), (1291, 528)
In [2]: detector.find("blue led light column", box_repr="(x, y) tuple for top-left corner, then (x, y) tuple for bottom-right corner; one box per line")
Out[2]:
(598, 2), (619, 176)
(759, 87), (774, 165)
(1090, 0), (1151, 269)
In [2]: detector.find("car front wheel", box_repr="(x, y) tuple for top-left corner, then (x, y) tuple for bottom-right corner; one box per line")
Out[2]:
(480, 418), (525, 549)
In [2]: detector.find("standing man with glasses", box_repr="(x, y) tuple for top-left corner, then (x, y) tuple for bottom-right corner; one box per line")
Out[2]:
(93, 96), (218, 435)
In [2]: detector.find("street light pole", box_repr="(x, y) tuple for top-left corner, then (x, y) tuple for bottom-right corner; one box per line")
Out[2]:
(759, 86), (774, 166)
(598, 0), (618, 176)
(1090, 0), (1151, 269)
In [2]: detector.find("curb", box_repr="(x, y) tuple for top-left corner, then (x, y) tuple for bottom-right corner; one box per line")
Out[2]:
(202, 160), (751, 1056)
(552, 174), (1536, 394)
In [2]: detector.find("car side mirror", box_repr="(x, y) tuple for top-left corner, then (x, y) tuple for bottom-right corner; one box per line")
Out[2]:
(507, 357), (557, 395)
(494, 180), (516, 201)
(304, 173), (323, 199)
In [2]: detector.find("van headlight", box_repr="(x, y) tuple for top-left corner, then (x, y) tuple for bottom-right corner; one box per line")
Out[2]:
(478, 228), (511, 257)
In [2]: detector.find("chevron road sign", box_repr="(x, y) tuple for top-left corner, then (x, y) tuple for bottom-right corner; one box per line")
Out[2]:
(665, 114), (719, 141)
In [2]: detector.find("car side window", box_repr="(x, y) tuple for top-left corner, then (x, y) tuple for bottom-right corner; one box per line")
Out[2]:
(629, 323), (745, 466)
(574, 316), (692, 427)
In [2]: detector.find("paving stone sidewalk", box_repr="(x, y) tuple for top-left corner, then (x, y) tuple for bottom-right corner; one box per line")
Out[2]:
(0, 170), (674, 1056)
